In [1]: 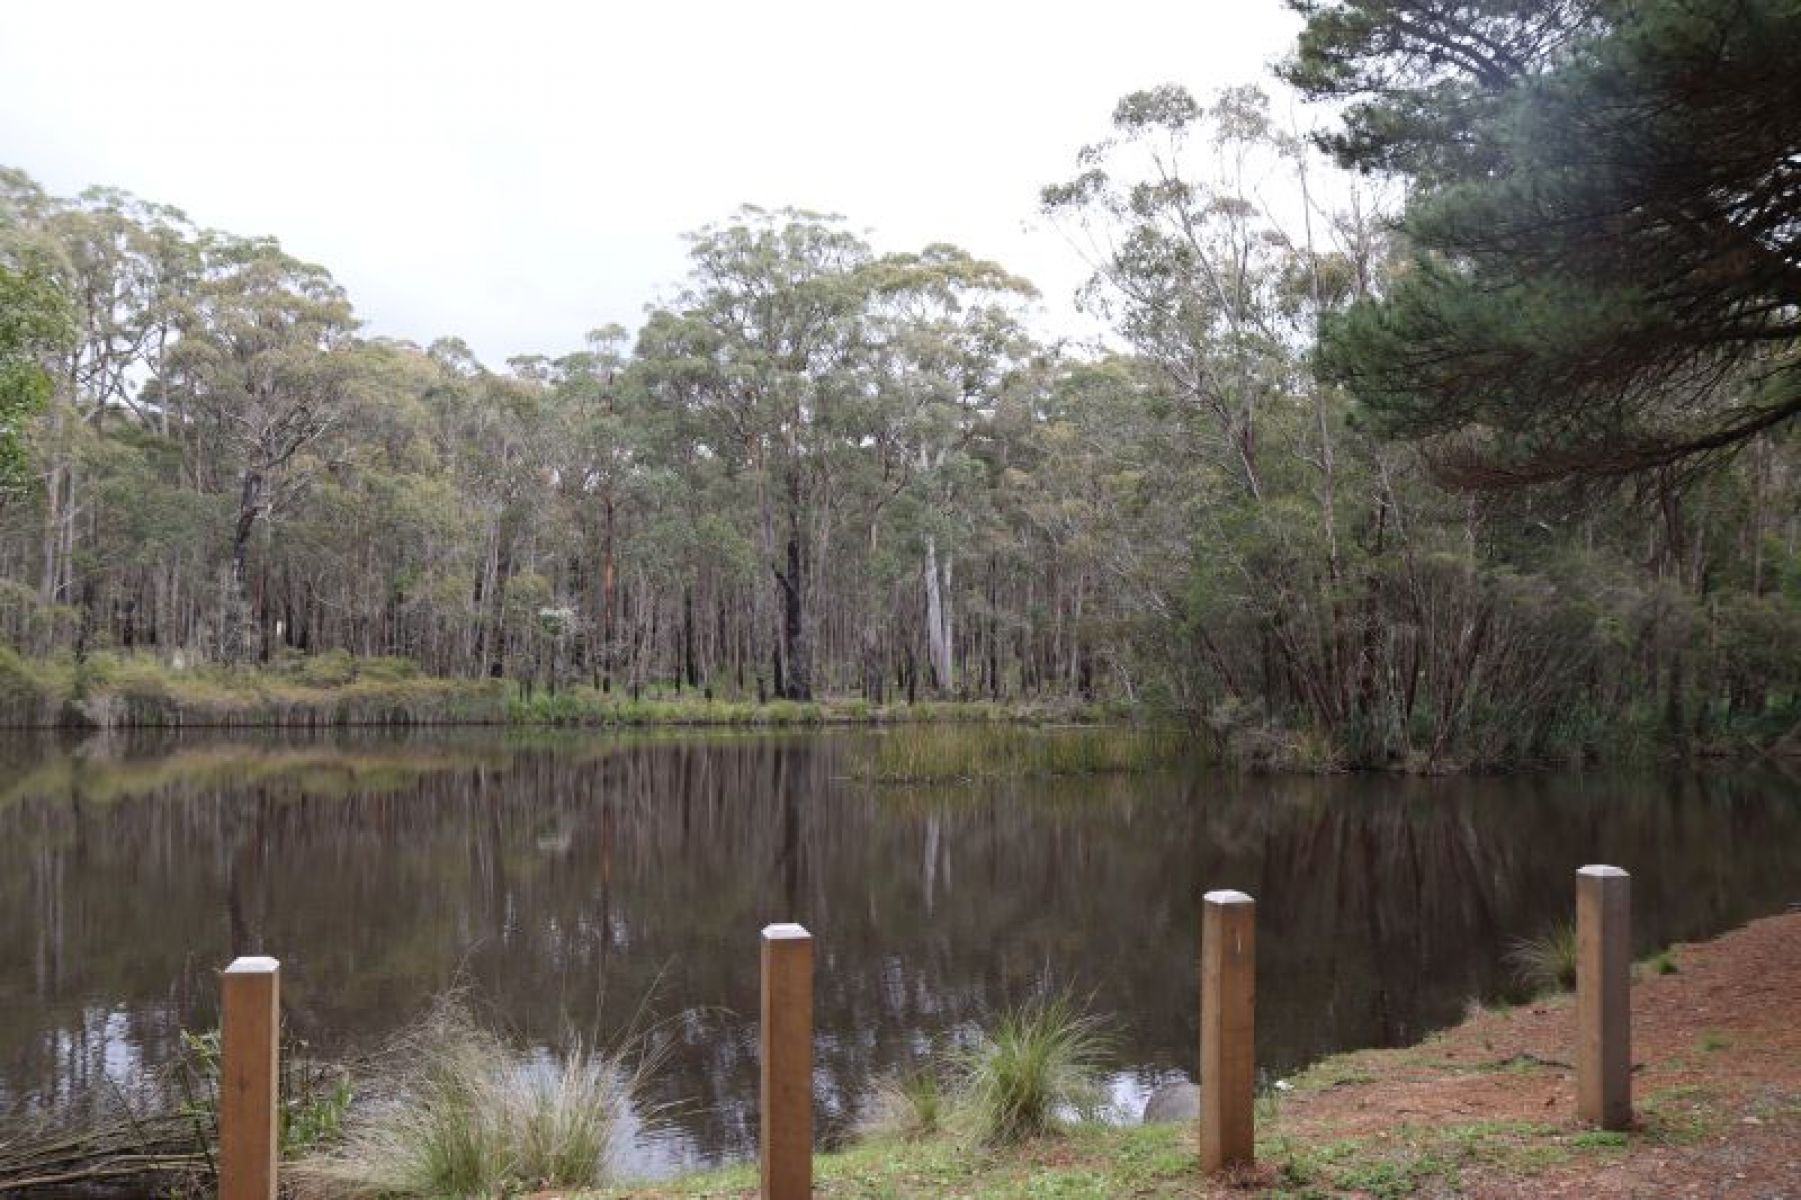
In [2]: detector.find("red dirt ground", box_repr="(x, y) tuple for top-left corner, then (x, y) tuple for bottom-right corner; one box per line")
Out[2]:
(1270, 911), (1801, 1197)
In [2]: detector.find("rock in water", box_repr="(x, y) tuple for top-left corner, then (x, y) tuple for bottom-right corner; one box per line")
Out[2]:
(1141, 1080), (1199, 1123)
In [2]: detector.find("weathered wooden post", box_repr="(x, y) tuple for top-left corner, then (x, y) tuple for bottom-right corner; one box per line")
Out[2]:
(1200, 889), (1255, 1172)
(1576, 864), (1631, 1130)
(760, 923), (813, 1200)
(220, 956), (280, 1200)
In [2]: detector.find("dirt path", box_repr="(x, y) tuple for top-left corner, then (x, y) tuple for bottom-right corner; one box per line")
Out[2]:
(1269, 911), (1801, 1197)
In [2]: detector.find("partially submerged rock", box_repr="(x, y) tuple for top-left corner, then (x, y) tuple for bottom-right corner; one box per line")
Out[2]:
(1140, 1080), (1198, 1123)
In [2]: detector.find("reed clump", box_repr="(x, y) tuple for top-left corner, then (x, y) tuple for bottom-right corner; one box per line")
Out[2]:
(950, 992), (1114, 1145)
(857, 993), (1116, 1149)
(857, 724), (1186, 783)
(291, 1004), (650, 1199)
(1506, 920), (1580, 993)
(862, 1068), (949, 1141)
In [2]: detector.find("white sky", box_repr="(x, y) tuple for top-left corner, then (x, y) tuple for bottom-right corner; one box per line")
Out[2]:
(1, 0), (1303, 366)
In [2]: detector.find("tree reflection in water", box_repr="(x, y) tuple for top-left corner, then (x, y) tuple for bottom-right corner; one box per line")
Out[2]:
(0, 728), (1796, 1169)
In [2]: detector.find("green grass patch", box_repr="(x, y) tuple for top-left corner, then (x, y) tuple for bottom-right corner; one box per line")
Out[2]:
(854, 724), (1189, 782)
(1283, 1052), (1383, 1093)
(0, 648), (1140, 730)
(0, 649), (512, 728)
(603, 1123), (1197, 1199)
(508, 687), (1128, 731)
(1567, 1129), (1629, 1149)
(602, 1101), (1653, 1199)
(1639, 1084), (1728, 1146)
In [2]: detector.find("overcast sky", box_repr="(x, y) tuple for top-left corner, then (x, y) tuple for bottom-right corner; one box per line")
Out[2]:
(1, 0), (1303, 365)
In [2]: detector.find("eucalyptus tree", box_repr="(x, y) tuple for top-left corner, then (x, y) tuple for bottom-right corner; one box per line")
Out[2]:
(0, 261), (64, 497)
(1040, 85), (1377, 721)
(864, 246), (1038, 694)
(272, 337), (467, 664)
(1007, 356), (1175, 701)
(638, 208), (876, 701)
(427, 344), (557, 680)
(1043, 86), (1323, 504)
(160, 235), (355, 660)
(0, 179), (197, 620)
(543, 326), (644, 688)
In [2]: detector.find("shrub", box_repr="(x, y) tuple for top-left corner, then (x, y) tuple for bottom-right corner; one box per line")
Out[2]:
(0, 642), (58, 725)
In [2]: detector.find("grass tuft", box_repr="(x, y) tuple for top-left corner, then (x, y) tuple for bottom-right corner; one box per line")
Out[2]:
(862, 1068), (948, 1141)
(290, 1003), (648, 1199)
(1506, 921), (1578, 993)
(949, 992), (1114, 1146)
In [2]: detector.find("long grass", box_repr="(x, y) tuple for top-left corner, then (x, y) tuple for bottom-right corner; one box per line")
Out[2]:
(290, 1005), (650, 1199)
(508, 688), (1127, 729)
(857, 725), (1187, 783)
(1506, 920), (1579, 993)
(862, 1068), (948, 1141)
(949, 993), (1114, 1145)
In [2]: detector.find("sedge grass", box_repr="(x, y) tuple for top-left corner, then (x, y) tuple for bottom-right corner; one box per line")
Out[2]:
(862, 1068), (948, 1141)
(858, 725), (1186, 783)
(948, 992), (1114, 1146)
(1506, 921), (1579, 993)
(290, 1004), (652, 1199)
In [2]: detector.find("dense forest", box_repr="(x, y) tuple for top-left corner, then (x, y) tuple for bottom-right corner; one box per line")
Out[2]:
(0, 0), (1797, 768)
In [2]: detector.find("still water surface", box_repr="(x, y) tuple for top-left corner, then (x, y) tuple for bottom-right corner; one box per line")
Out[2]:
(0, 729), (1796, 1171)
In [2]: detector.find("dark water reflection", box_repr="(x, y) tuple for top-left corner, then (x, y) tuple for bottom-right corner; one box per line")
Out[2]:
(0, 729), (1796, 1171)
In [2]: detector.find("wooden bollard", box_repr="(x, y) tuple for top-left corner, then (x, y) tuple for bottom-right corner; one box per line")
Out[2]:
(1577, 865), (1631, 1130)
(760, 923), (813, 1200)
(1200, 889), (1255, 1172)
(220, 956), (280, 1200)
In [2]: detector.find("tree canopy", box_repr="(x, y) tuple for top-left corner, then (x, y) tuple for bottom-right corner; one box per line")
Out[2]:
(0, 42), (1798, 768)
(1290, 0), (1801, 485)
(0, 261), (65, 493)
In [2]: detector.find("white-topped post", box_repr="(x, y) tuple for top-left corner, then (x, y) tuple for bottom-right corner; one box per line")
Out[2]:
(1576, 865), (1631, 1129)
(760, 923), (812, 1200)
(1200, 889), (1255, 1172)
(220, 956), (280, 1200)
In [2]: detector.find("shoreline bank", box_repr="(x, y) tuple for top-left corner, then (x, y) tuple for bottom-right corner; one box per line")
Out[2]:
(3, 652), (1793, 774)
(0, 649), (1123, 731)
(596, 912), (1801, 1198)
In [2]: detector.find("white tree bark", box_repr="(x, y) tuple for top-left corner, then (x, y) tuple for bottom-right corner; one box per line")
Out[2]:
(924, 533), (953, 693)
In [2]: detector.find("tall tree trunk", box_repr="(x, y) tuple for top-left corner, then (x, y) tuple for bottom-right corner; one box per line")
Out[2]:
(485, 528), (513, 680)
(924, 534), (953, 695)
(776, 485), (813, 701)
(599, 494), (616, 692)
(683, 584), (698, 689)
(225, 468), (263, 664)
(39, 466), (61, 607)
